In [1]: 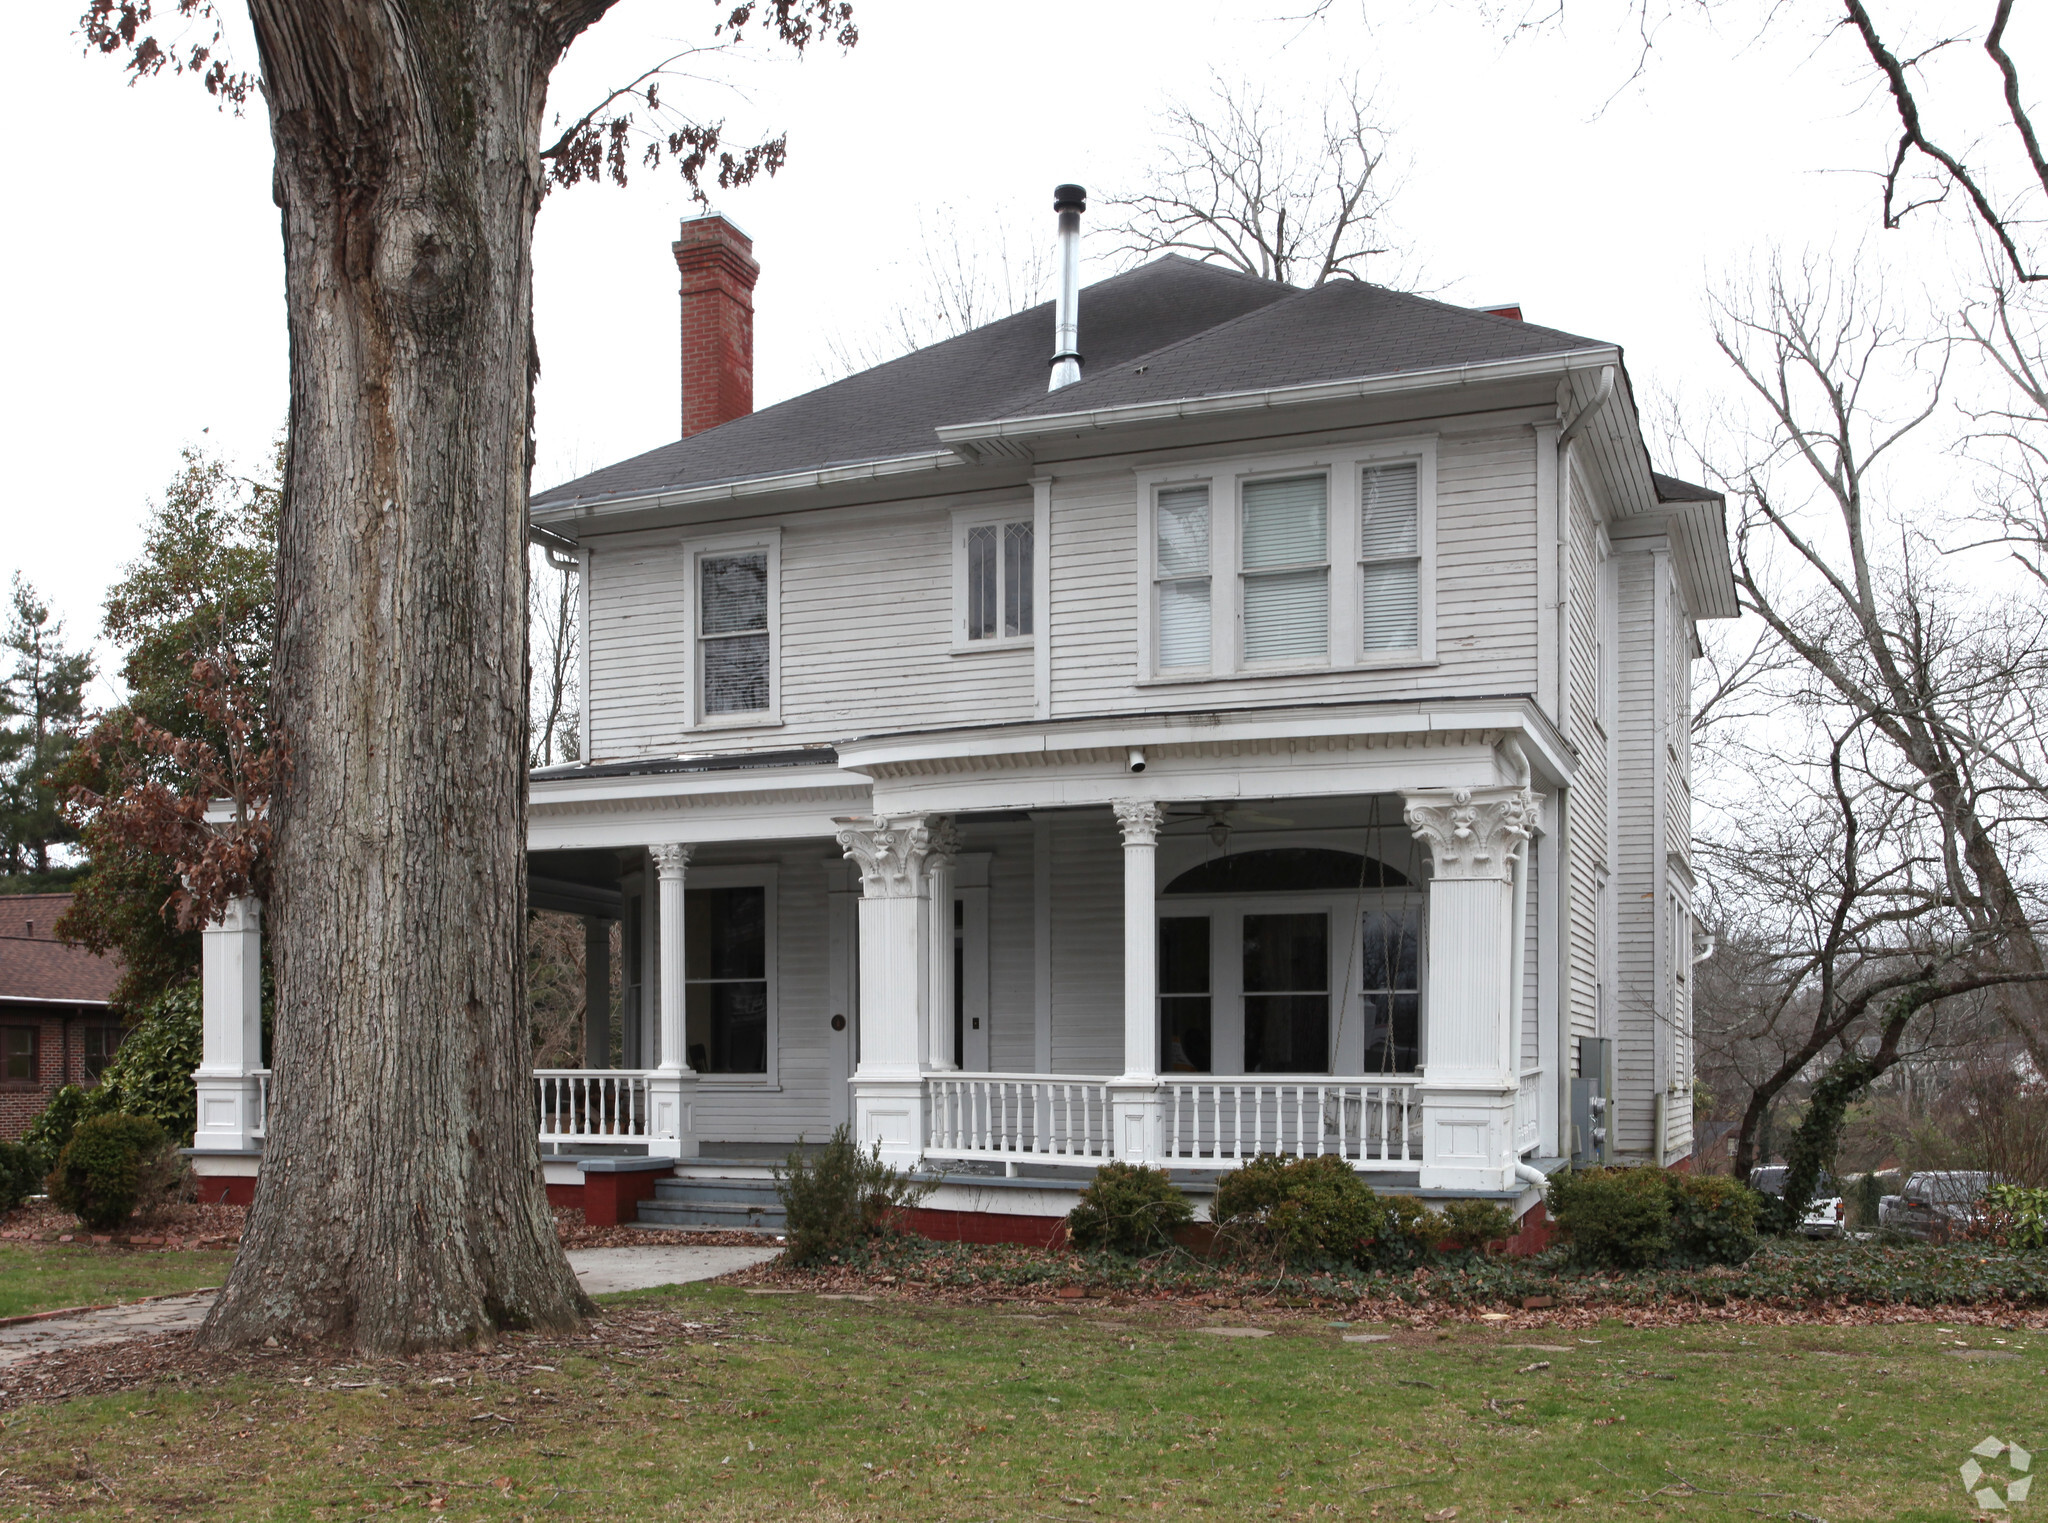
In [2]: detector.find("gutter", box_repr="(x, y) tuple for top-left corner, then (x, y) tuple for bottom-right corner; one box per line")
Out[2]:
(530, 449), (964, 529)
(938, 347), (1621, 455)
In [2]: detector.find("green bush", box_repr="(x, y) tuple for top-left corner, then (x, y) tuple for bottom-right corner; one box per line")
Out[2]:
(1548, 1166), (1673, 1268)
(774, 1124), (932, 1265)
(1066, 1163), (1193, 1255)
(1666, 1172), (1763, 1265)
(19, 1084), (96, 1178)
(47, 1114), (169, 1230)
(1982, 1185), (2048, 1250)
(1212, 1154), (1413, 1267)
(1440, 1197), (1515, 1254)
(0, 1140), (41, 1210)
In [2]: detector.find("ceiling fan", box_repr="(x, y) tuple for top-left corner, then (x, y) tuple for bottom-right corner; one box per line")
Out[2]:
(1164, 801), (1299, 849)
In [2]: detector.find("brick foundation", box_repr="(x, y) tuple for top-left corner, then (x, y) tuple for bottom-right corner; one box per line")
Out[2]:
(193, 1174), (257, 1206)
(901, 1207), (1069, 1249)
(580, 1168), (671, 1228)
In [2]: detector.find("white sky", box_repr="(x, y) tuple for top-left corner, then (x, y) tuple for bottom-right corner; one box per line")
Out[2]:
(0, 0), (2027, 700)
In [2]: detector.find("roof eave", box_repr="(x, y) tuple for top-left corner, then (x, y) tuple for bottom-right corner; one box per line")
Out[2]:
(529, 448), (967, 531)
(934, 346), (1624, 454)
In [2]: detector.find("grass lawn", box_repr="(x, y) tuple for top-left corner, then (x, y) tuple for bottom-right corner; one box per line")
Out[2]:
(1, 1280), (2040, 1520)
(0, 1246), (233, 1319)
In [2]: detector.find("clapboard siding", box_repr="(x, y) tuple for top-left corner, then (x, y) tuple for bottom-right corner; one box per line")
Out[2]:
(1563, 458), (1610, 1080)
(981, 822), (1040, 1074)
(1612, 548), (1660, 1155)
(587, 540), (689, 757)
(1048, 811), (1124, 1074)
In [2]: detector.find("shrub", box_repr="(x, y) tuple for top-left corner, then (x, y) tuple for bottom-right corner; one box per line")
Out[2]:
(1212, 1154), (1407, 1267)
(16, 980), (206, 1174)
(47, 1114), (169, 1230)
(1066, 1163), (1193, 1255)
(774, 1124), (932, 1265)
(1440, 1197), (1515, 1254)
(20, 1084), (95, 1177)
(1981, 1184), (2048, 1250)
(0, 1140), (41, 1210)
(1665, 1172), (1763, 1265)
(1548, 1166), (1672, 1268)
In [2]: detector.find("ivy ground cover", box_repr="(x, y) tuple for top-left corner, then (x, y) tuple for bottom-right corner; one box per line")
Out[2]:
(0, 1278), (2040, 1520)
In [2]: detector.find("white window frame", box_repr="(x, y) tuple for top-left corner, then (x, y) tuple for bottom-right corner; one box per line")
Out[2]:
(684, 862), (781, 1091)
(950, 503), (1038, 652)
(1134, 435), (1439, 682)
(687, 529), (781, 729)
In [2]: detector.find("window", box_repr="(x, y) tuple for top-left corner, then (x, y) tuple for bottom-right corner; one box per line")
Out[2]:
(1359, 462), (1420, 651)
(83, 1025), (123, 1079)
(684, 885), (769, 1074)
(1, 1027), (34, 1084)
(1154, 485), (1212, 668)
(1138, 438), (1436, 679)
(1240, 475), (1329, 663)
(1243, 912), (1330, 1073)
(1159, 916), (1213, 1073)
(960, 517), (1034, 642)
(1361, 904), (1422, 1073)
(699, 551), (770, 715)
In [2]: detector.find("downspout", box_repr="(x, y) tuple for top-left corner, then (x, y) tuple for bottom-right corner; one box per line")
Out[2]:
(1551, 366), (1616, 723)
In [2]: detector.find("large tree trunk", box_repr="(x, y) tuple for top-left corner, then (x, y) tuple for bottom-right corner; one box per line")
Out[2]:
(202, 0), (608, 1353)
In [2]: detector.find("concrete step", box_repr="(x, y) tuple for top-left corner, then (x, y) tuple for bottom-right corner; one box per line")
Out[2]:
(651, 1177), (782, 1209)
(637, 1196), (786, 1230)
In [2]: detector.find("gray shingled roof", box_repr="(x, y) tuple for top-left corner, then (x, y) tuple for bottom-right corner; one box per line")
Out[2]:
(532, 257), (1294, 509)
(531, 256), (1611, 510)
(979, 278), (1603, 423)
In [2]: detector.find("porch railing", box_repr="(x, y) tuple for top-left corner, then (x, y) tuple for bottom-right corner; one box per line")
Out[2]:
(534, 1069), (650, 1144)
(250, 1068), (272, 1140)
(1160, 1079), (1422, 1169)
(924, 1074), (1112, 1162)
(1514, 1069), (1544, 1157)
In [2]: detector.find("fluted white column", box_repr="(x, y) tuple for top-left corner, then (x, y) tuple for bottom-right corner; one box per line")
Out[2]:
(1403, 785), (1542, 1190)
(193, 896), (265, 1153)
(837, 815), (938, 1165)
(647, 843), (697, 1157)
(1110, 802), (1166, 1162)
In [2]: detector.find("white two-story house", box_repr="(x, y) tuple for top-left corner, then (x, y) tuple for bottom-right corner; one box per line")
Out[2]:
(187, 192), (1733, 1239)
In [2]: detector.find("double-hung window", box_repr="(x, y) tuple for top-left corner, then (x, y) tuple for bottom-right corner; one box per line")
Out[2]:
(956, 513), (1034, 644)
(690, 533), (779, 724)
(1240, 475), (1329, 663)
(1, 1027), (34, 1085)
(1154, 485), (1213, 668)
(1359, 462), (1421, 652)
(1141, 438), (1436, 678)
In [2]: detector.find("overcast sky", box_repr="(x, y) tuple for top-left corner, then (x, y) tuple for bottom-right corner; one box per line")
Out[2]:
(1, 0), (2024, 701)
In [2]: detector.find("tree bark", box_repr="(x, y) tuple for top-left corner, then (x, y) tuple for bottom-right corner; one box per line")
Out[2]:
(202, 0), (611, 1353)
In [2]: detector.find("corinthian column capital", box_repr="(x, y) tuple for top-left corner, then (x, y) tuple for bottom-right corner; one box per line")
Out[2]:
(1113, 800), (1165, 847)
(1402, 786), (1543, 882)
(834, 815), (938, 898)
(650, 843), (693, 879)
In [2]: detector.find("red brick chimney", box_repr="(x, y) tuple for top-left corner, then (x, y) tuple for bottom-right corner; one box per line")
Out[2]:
(673, 212), (760, 437)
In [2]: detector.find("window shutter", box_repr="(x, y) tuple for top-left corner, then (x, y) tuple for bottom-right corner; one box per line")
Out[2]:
(1359, 462), (1421, 652)
(1241, 475), (1328, 662)
(1156, 485), (1212, 668)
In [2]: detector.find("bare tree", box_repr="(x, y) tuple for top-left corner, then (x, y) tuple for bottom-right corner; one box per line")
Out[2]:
(817, 206), (1055, 380)
(1698, 251), (2048, 1073)
(1101, 74), (1404, 288)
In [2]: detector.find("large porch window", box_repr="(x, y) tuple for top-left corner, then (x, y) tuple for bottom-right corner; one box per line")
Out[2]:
(684, 885), (768, 1074)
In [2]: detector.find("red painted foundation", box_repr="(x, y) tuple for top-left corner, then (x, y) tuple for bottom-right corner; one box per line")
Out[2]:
(546, 1182), (584, 1211)
(195, 1175), (258, 1206)
(1504, 1198), (1555, 1256)
(582, 1169), (668, 1228)
(901, 1207), (1069, 1249)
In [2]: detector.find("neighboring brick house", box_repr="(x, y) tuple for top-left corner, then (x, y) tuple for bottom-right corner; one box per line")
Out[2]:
(0, 894), (125, 1140)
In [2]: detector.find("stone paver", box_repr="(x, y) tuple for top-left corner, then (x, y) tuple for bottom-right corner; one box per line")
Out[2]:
(0, 1292), (217, 1367)
(566, 1245), (780, 1296)
(1198, 1326), (1272, 1338)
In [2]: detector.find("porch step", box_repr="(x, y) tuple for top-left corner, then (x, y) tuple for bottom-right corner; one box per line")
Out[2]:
(636, 1175), (786, 1231)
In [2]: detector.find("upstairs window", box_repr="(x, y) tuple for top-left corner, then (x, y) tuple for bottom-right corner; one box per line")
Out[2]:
(1240, 475), (1329, 663)
(1, 1027), (34, 1084)
(955, 512), (1035, 646)
(1154, 484), (1212, 668)
(1359, 462), (1420, 652)
(83, 1025), (123, 1080)
(690, 533), (779, 724)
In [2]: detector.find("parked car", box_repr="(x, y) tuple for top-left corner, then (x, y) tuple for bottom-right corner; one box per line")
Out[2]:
(1878, 1172), (1992, 1241)
(1748, 1167), (1847, 1237)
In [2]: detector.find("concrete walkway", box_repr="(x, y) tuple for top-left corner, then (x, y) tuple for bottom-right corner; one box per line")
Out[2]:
(0, 1245), (779, 1367)
(567, 1244), (781, 1296)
